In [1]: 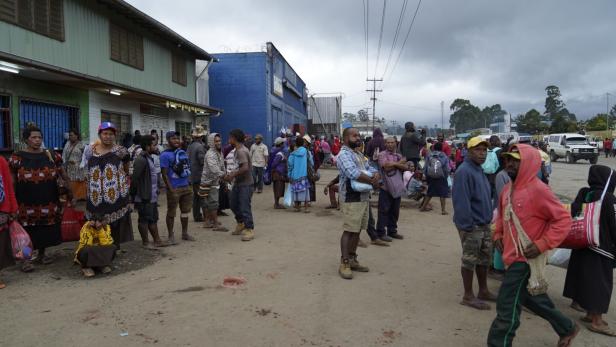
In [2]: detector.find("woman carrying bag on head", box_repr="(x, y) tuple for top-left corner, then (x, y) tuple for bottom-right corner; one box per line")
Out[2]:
(563, 165), (616, 337)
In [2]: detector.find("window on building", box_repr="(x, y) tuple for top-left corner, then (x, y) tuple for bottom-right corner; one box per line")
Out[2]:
(0, 0), (64, 41)
(172, 53), (187, 86)
(109, 22), (144, 70)
(0, 95), (12, 150)
(285, 63), (297, 86)
(101, 110), (131, 143)
(175, 121), (192, 138)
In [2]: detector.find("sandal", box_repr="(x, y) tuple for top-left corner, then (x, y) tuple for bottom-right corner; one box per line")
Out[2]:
(21, 261), (34, 273)
(588, 323), (616, 337)
(82, 268), (95, 277)
(0, 281), (5, 289)
(41, 255), (54, 265)
(460, 298), (491, 310)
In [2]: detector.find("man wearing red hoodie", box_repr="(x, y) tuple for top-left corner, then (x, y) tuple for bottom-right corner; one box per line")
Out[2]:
(488, 144), (579, 347)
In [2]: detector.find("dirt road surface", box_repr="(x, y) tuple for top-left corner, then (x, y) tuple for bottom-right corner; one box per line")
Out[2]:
(1, 158), (615, 346)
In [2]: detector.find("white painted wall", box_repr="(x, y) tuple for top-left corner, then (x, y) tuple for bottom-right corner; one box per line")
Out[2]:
(88, 90), (140, 143)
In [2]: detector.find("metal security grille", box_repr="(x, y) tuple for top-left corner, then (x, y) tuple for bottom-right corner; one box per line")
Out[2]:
(175, 121), (192, 138)
(0, 94), (11, 150)
(19, 99), (79, 150)
(101, 110), (131, 142)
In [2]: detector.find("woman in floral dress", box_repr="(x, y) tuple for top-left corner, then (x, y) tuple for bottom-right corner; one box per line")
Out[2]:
(85, 122), (133, 247)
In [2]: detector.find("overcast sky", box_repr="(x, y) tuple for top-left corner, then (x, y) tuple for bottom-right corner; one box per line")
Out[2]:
(127, 0), (616, 127)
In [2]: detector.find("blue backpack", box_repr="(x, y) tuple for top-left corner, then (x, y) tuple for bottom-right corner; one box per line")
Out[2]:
(166, 149), (191, 178)
(482, 147), (501, 174)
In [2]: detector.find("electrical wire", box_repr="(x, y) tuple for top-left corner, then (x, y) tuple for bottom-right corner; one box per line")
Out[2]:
(373, 0), (387, 78)
(381, 0), (409, 82)
(383, 0), (422, 88)
(363, 0), (369, 78)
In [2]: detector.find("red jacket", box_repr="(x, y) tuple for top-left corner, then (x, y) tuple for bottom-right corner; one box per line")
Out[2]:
(603, 140), (612, 150)
(493, 144), (571, 267)
(0, 156), (17, 215)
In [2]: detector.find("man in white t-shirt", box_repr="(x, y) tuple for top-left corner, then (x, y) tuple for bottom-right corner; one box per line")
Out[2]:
(250, 134), (268, 193)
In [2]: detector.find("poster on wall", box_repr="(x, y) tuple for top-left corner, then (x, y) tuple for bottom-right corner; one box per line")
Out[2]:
(141, 115), (169, 143)
(273, 75), (283, 97)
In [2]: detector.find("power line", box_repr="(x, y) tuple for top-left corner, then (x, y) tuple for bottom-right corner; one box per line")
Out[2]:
(383, 0), (422, 87)
(363, 0), (369, 78)
(381, 0), (409, 81)
(373, 0), (387, 79)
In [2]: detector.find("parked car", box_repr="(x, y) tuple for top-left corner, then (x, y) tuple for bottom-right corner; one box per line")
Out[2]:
(547, 133), (599, 164)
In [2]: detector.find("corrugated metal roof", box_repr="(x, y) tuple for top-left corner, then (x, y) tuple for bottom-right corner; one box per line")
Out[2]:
(308, 96), (341, 125)
(97, 0), (212, 60)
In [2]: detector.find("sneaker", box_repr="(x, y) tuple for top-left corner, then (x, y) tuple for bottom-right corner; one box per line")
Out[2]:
(371, 239), (390, 247)
(350, 258), (370, 272)
(379, 236), (393, 242)
(232, 223), (245, 235)
(389, 233), (404, 240)
(101, 266), (112, 274)
(338, 259), (353, 280)
(241, 229), (254, 241)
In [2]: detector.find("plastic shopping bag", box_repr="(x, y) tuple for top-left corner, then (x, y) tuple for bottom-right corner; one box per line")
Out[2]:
(9, 221), (33, 260)
(548, 248), (571, 269)
(61, 205), (85, 242)
(283, 184), (293, 208)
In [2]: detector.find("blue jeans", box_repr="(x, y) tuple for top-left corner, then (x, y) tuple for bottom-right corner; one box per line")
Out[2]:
(230, 184), (254, 229)
(252, 166), (265, 191)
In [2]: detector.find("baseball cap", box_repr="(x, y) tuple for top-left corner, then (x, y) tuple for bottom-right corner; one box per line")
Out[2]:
(165, 130), (180, 139)
(274, 137), (285, 145)
(303, 134), (312, 144)
(502, 146), (521, 160)
(98, 122), (116, 134)
(467, 136), (489, 149)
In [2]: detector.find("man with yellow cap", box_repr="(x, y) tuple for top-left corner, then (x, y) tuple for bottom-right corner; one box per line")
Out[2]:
(452, 136), (496, 310)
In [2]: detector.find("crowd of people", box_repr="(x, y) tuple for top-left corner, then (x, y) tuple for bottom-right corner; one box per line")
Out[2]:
(0, 120), (614, 345)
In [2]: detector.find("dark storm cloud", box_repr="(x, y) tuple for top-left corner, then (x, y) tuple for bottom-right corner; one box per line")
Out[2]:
(127, 0), (616, 123)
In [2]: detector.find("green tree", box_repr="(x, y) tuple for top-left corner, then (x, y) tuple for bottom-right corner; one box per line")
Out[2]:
(585, 114), (608, 131)
(357, 109), (370, 122)
(515, 109), (546, 134)
(545, 85), (565, 118)
(449, 99), (482, 132)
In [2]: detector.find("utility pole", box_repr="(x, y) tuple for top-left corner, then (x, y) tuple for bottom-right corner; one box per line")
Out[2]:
(607, 92), (612, 135)
(440, 101), (444, 135)
(366, 78), (383, 131)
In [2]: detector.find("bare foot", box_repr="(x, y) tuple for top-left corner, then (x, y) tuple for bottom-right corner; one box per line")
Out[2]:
(477, 291), (498, 302)
(558, 323), (580, 347)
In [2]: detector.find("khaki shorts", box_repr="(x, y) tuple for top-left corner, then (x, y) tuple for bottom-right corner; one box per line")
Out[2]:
(458, 225), (492, 270)
(166, 185), (193, 218)
(203, 186), (220, 212)
(341, 201), (369, 233)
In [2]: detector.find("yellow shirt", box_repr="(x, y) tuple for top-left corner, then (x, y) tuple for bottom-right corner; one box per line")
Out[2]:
(74, 222), (114, 263)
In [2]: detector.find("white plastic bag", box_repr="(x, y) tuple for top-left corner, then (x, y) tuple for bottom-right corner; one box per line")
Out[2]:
(283, 184), (293, 208)
(548, 248), (571, 269)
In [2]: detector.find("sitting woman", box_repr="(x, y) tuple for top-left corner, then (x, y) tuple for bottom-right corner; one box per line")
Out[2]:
(74, 213), (116, 277)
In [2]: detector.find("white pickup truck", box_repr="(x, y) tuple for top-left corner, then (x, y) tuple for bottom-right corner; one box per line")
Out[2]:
(547, 133), (599, 164)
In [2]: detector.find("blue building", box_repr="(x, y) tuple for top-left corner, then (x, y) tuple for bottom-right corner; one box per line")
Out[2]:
(209, 42), (308, 146)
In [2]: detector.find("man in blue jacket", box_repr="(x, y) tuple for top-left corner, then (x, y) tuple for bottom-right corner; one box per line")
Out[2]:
(452, 136), (496, 310)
